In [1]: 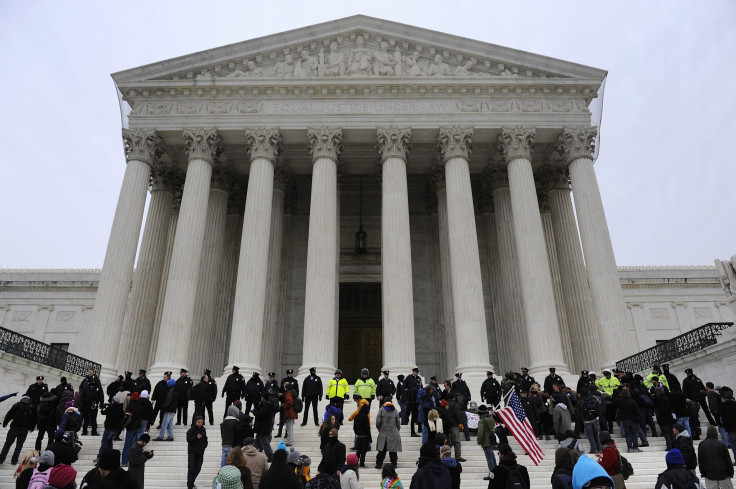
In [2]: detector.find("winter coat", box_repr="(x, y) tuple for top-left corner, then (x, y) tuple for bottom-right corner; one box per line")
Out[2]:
(440, 457), (462, 489)
(550, 464), (574, 489)
(242, 444), (269, 489)
(260, 468), (302, 489)
(127, 442), (153, 488)
(352, 404), (372, 443)
(376, 403), (402, 452)
(133, 376), (151, 394)
(253, 402), (275, 436)
(3, 398), (36, 430)
(673, 432), (697, 471)
(234, 466), (255, 489)
(707, 390), (722, 418)
(186, 424), (208, 455)
(409, 459), (451, 489)
(354, 377), (376, 400)
(302, 374), (323, 398)
(654, 390), (675, 426)
(697, 434), (734, 481)
(552, 403), (571, 436)
(189, 380), (210, 406)
(221, 416), (245, 447)
(481, 378), (502, 406)
(654, 466), (700, 489)
(348, 398), (370, 423)
(46, 440), (78, 465)
(376, 377), (396, 399)
(137, 398), (153, 423)
(488, 458), (530, 489)
(441, 401), (461, 430)
(339, 468), (360, 489)
(283, 391), (298, 420)
(476, 413), (495, 448)
(95, 467), (138, 489)
(404, 375), (421, 406)
(614, 397), (641, 424)
(80, 376), (104, 406)
(102, 401), (125, 431)
(682, 375), (706, 401)
(106, 380), (122, 400)
(151, 379), (168, 404)
(174, 375), (193, 398)
(281, 377), (300, 396)
(243, 377), (262, 402)
(670, 391), (690, 418)
(305, 474), (342, 489)
(160, 381), (178, 413)
(322, 438), (347, 470)
(25, 383), (49, 404)
(326, 378), (349, 400)
(720, 399), (736, 431)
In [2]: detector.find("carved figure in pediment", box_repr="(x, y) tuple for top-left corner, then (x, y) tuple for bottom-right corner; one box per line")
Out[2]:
(318, 42), (346, 77)
(454, 60), (474, 76)
(403, 52), (424, 77)
(372, 41), (399, 76)
(427, 54), (451, 76)
(243, 60), (264, 77)
(346, 36), (373, 76)
(500, 68), (519, 77)
(196, 69), (213, 80)
(294, 50), (318, 77)
(274, 55), (295, 77)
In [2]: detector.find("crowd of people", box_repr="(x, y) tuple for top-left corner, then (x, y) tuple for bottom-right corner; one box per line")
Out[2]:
(0, 362), (734, 489)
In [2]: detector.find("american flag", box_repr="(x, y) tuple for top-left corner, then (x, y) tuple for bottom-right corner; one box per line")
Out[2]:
(497, 390), (544, 465)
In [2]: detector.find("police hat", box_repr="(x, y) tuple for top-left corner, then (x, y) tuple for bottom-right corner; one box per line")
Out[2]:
(431, 376), (437, 381)
(231, 366), (239, 371)
(139, 369), (147, 375)
(180, 368), (188, 374)
(268, 372), (275, 377)
(455, 373), (462, 378)
(685, 368), (693, 374)
(382, 370), (390, 375)
(412, 367), (419, 372)
(286, 369), (294, 375)
(549, 367), (556, 372)
(36, 376), (44, 381)
(487, 371), (493, 376)
(652, 365), (661, 371)
(309, 367), (316, 373)
(203, 369), (212, 376)
(164, 371), (172, 377)
(521, 367), (529, 372)
(581, 370), (589, 375)
(335, 369), (343, 375)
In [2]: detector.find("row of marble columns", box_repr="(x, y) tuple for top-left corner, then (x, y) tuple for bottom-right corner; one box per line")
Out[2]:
(90, 124), (629, 387)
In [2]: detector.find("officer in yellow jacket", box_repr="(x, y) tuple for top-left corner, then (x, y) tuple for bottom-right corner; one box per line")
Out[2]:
(354, 368), (377, 405)
(595, 369), (621, 396)
(326, 369), (350, 409)
(644, 365), (669, 389)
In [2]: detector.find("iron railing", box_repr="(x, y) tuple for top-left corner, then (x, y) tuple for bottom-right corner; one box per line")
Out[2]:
(0, 326), (100, 377)
(616, 322), (733, 374)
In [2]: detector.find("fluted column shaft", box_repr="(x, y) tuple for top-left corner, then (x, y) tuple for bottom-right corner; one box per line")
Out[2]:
(437, 127), (491, 394)
(378, 127), (416, 372)
(499, 127), (569, 379)
(436, 186), (457, 378)
(149, 209), (179, 366)
(547, 180), (602, 372)
(189, 184), (229, 375)
(557, 127), (630, 366)
(151, 129), (221, 377)
(299, 128), (343, 381)
(481, 210), (505, 373)
(227, 128), (283, 375)
(90, 129), (158, 380)
(262, 176), (287, 375)
(117, 181), (175, 372)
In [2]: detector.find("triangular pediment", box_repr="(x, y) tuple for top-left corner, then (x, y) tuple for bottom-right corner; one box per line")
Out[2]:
(112, 15), (606, 86)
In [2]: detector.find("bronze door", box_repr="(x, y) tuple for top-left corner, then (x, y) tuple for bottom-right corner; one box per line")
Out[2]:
(338, 283), (382, 383)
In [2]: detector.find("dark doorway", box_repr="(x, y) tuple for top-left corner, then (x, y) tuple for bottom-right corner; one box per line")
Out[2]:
(338, 283), (382, 383)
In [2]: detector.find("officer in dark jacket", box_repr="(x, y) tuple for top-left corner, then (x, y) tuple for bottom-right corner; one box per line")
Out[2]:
(265, 372), (279, 392)
(376, 370), (396, 403)
(0, 395), (36, 464)
(106, 375), (124, 402)
(80, 369), (104, 435)
(404, 368), (422, 434)
(301, 367), (322, 427)
(683, 369), (716, 425)
(242, 371), (262, 416)
(150, 371), (171, 428)
(223, 366), (246, 416)
(175, 369), (193, 425)
(190, 374), (211, 424)
(481, 371), (502, 407)
(519, 367), (536, 394)
(396, 375), (407, 423)
(121, 371), (135, 392)
(544, 368), (566, 394)
(25, 376), (49, 405)
(54, 377), (73, 398)
(203, 369), (217, 425)
(134, 369), (151, 394)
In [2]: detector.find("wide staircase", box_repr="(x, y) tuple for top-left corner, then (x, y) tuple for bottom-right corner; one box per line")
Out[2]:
(1, 396), (732, 488)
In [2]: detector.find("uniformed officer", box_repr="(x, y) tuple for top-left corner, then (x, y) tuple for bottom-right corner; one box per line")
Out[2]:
(243, 371), (263, 416)
(452, 373), (472, 441)
(79, 368), (103, 435)
(24, 376), (48, 405)
(519, 367), (536, 393)
(326, 369), (349, 410)
(301, 367), (322, 426)
(376, 370), (396, 403)
(203, 369), (217, 425)
(174, 368), (193, 425)
(480, 371), (502, 407)
(134, 369), (151, 394)
(354, 368), (376, 405)
(543, 367), (565, 394)
(428, 376), (441, 392)
(222, 366), (245, 417)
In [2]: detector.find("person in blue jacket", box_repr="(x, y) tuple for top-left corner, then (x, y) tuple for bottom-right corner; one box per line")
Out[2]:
(571, 454), (614, 489)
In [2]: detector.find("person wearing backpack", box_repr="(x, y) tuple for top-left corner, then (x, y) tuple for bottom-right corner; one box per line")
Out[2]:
(655, 448), (700, 489)
(597, 431), (624, 489)
(409, 442), (451, 489)
(551, 447), (575, 489)
(580, 385), (602, 454)
(632, 375), (658, 437)
(27, 450), (54, 489)
(35, 392), (58, 451)
(0, 395), (37, 465)
(487, 443), (529, 489)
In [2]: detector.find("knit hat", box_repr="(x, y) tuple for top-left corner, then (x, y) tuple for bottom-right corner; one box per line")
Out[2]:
(193, 415), (204, 424)
(419, 442), (438, 459)
(276, 440), (287, 452)
(439, 400), (448, 407)
(242, 437), (255, 446)
(665, 448), (685, 466)
(213, 465), (244, 489)
(48, 463), (77, 487)
(297, 454), (311, 467)
(673, 423), (686, 434)
(286, 447), (301, 465)
(98, 449), (121, 470)
(39, 450), (55, 467)
(130, 392), (140, 400)
(346, 453), (359, 466)
(707, 425), (719, 438)
(140, 390), (149, 399)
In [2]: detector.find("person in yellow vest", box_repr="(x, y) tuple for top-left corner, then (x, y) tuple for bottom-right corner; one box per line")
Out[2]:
(354, 368), (377, 406)
(326, 369), (349, 410)
(596, 369), (621, 396)
(645, 365), (670, 390)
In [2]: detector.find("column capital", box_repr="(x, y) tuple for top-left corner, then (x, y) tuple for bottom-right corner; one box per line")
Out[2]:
(150, 164), (184, 194)
(376, 127), (411, 163)
(436, 126), (473, 163)
(307, 127), (343, 163)
(555, 126), (597, 163)
(495, 126), (536, 163)
(486, 167), (510, 192)
(183, 128), (223, 164)
(537, 166), (570, 194)
(273, 166), (291, 192)
(429, 164), (446, 191)
(536, 185), (551, 213)
(122, 128), (164, 166)
(244, 127), (283, 163)
(210, 165), (238, 192)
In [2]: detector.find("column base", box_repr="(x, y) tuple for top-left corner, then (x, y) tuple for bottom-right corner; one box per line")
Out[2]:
(453, 364), (496, 406)
(149, 362), (190, 381)
(298, 364), (337, 386)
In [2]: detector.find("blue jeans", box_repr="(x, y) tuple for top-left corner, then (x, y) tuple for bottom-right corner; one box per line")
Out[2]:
(422, 423), (429, 444)
(482, 446), (497, 472)
(622, 419), (638, 449)
(584, 419), (602, 453)
(718, 426), (730, 447)
(98, 428), (117, 457)
(221, 445), (232, 467)
(159, 411), (175, 440)
(122, 425), (139, 465)
(676, 416), (691, 437)
(138, 419), (149, 438)
(398, 401), (407, 423)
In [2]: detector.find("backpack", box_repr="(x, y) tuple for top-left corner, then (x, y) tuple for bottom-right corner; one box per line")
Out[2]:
(37, 394), (57, 420)
(504, 465), (525, 489)
(554, 473), (573, 489)
(685, 399), (700, 415)
(581, 397), (599, 422)
(162, 387), (177, 409)
(28, 468), (51, 489)
(294, 396), (303, 414)
(618, 454), (634, 480)
(637, 390), (654, 408)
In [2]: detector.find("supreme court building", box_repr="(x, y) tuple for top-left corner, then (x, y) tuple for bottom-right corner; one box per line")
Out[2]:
(69, 16), (651, 391)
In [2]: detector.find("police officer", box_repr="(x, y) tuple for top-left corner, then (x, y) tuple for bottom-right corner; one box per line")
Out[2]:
(277, 370), (299, 437)
(519, 367), (536, 393)
(376, 370), (396, 403)
(222, 366), (245, 417)
(480, 371), (502, 407)
(243, 372), (263, 416)
(428, 376), (441, 392)
(682, 368), (716, 426)
(133, 369), (151, 394)
(452, 373), (472, 441)
(404, 367), (422, 436)
(543, 367), (565, 394)
(79, 368), (103, 435)
(174, 368), (193, 425)
(326, 369), (349, 410)
(24, 376), (48, 405)
(203, 369), (217, 425)
(354, 368), (376, 405)
(301, 367), (322, 426)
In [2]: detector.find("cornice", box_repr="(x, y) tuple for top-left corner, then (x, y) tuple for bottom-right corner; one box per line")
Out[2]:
(618, 265), (717, 271)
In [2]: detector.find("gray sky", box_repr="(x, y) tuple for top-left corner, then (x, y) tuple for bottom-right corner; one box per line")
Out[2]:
(1, 1), (734, 268)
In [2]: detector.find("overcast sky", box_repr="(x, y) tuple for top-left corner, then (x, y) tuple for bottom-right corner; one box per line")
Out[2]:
(1, 1), (734, 268)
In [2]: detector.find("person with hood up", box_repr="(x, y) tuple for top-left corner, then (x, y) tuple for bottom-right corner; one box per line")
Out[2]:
(127, 432), (153, 489)
(305, 458), (341, 489)
(241, 436), (269, 489)
(672, 423), (697, 473)
(222, 405), (247, 466)
(552, 392), (572, 441)
(551, 447), (576, 489)
(697, 425), (734, 486)
(374, 399), (401, 469)
(571, 453), (613, 489)
(212, 464), (245, 489)
(409, 442), (451, 489)
(322, 428), (346, 472)
(339, 453), (361, 489)
(1, 394), (37, 465)
(97, 448), (138, 488)
(44, 463), (77, 489)
(439, 444), (462, 489)
(487, 443), (530, 489)
(154, 377), (177, 441)
(323, 399), (344, 429)
(45, 429), (77, 466)
(352, 400), (371, 468)
(35, 391), (58, 451)
(27, 450), (54, 489)
(187, 415), (209, 489)
(655, 448), (701, 489)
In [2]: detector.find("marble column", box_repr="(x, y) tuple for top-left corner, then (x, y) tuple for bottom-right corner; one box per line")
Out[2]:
(90, 129), (159, 380)
(298, 127), (343, 382)
(150, 128), (222, 378)
(226, 128), (283, 376)
(496, 127), (570, 379)
(556, 127), (631, 367)
(117, 164), (180, 372)
(543, 168), (602, 373)
(377, 127), (417, 373)
(488, 168), (529, 372)
(436, 127), (492, 393)
(188, 167), (234, 376)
